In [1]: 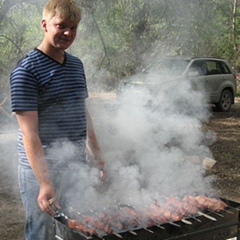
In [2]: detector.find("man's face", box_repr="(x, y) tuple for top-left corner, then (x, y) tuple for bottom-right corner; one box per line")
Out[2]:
(42, 14), (79, 50)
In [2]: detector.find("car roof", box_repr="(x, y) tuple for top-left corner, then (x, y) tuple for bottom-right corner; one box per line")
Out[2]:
(162, 56), (227, 61)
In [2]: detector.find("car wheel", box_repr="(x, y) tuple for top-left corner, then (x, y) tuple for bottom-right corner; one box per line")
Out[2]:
(215, 89), (233, 112)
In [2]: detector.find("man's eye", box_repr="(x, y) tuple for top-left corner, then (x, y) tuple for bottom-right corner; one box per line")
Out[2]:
(71, 27), (77, 32)
(57, 24), (65, 29)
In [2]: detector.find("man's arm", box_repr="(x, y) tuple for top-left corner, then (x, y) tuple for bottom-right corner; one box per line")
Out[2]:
(16, 111), (59, 215)
(86, 107), (105, 170)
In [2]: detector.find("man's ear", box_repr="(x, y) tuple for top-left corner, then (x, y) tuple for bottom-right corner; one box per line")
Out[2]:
(42, 19), (47, 32)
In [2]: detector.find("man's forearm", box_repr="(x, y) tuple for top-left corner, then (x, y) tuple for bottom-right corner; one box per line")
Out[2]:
(23, 134), (52, 187)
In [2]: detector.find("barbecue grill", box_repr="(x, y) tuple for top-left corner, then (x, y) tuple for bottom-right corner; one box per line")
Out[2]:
(54, 197), (240, 240)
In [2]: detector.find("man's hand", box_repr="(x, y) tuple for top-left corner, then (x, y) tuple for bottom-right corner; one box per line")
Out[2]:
(97, 160), (108, 183)
(37, 184), (60, 216)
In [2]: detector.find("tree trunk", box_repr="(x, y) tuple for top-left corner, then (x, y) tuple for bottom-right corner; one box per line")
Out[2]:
(232, 0), (238, 54)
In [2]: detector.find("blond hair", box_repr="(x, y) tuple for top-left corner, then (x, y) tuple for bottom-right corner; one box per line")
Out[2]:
(43, 0), (82, 22)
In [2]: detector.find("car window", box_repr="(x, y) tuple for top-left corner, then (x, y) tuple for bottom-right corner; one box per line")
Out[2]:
(206, 61), (222, 75)
(190, 60), (232, 76)
(206, 60), (232, 75)
(189, 60), (208, 76)
(219, 61), (232, 74)
(145, 59), (190, 76)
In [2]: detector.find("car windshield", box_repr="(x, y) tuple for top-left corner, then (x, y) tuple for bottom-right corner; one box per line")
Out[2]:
(145, 59), (190, 76)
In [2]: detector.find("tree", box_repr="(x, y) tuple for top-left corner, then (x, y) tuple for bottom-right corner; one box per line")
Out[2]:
(0, 0), (44, 91)
(0, 0), (240, 92)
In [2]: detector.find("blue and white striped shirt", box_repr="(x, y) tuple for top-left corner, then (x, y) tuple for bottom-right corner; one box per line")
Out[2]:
(10, 49), (88, 167)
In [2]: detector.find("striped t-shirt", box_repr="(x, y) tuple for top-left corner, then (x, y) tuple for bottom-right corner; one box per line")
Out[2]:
(10, 49), (88, 167)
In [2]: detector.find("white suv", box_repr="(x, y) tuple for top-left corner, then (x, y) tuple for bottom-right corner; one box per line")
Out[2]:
(120, 57), (237, 112)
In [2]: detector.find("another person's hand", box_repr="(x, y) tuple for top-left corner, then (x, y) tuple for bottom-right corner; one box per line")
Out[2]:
(37, 184), (60, 216)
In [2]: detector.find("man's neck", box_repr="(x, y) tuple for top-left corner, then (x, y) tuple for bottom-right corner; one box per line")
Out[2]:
(37, 42), (65, 64)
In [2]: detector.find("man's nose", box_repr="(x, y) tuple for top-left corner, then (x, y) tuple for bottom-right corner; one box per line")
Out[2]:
(63, 28), (72, 35)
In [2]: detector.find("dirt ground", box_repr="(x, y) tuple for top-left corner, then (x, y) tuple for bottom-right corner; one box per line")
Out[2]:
(0, 96), (239, 240)
(207, 98), (240, 203)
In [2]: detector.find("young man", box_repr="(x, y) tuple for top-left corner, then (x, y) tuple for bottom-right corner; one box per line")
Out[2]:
(10, 0), (106, 239)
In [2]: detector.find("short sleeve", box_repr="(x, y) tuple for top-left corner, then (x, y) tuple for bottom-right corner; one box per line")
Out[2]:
(10, 66), (38, 112)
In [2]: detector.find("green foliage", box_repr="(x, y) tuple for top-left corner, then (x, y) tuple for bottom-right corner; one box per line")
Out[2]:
(0, 2), (42, 71)
(0, 0), (240, 91)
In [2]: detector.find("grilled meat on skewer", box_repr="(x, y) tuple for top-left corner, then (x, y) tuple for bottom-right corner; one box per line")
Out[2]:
(194, 196), (228, 212)
(148, 203), (182, 223)
(83, 215), (114, 235)
(59, 195), (228, 238)
(93, 211), (126, 231)
(68, 219), (98, 236)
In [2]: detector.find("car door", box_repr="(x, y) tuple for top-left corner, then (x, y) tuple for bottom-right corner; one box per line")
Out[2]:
(188, 60), (226, 103)
(187, 60), (210, 95)
(202, 60), (226, 102)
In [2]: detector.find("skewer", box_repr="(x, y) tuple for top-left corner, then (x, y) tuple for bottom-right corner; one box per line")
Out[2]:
(84, 236), (94, 240)
(156, 224), (165, 229)
(95, 236), (104, 240)
(128, 230), (137, 235)
(220, 206), (234, 214)
(197, 211), (217, 221)
(113, 233), (123, 238)
(223, 209), (234, 214)
(55, 236), (64, 240)
(181, 219), (192, 225)
(79, 235), (92, 240)
(191, 216), (202, 222)
(169, 222), (181, 228)
(207, 209), (224, 217)
(143, 228), (154, 233)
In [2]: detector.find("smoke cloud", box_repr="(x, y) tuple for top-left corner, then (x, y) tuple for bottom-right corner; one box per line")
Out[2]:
(52, 66), (218, 213)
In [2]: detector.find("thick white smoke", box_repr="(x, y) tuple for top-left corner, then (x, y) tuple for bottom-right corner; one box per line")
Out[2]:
(58, 68), (218, 213)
